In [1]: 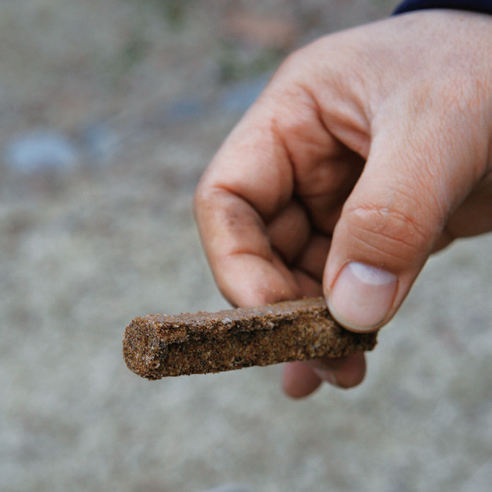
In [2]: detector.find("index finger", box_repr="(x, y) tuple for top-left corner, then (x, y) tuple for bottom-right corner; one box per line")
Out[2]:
(194, 69), (347, 307)
(194, 105), (295, 307)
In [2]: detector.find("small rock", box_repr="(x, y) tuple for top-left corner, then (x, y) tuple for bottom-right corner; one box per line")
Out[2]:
(4, 130), (79, 174)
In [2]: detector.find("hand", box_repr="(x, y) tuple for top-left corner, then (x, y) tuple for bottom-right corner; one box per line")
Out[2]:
(194, 10), (492, 397)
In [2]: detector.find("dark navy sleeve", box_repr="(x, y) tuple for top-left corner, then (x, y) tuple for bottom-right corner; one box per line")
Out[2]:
(394, 0), (492, 15)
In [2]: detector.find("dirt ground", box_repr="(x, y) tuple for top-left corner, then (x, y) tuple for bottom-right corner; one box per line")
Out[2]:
(1, 1), (492, 491)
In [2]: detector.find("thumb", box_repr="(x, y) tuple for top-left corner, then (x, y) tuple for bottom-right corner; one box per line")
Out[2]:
(323, 114), (486, 332)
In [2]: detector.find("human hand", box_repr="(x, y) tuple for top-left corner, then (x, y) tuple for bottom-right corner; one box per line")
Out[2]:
(194, 10), (492, 397)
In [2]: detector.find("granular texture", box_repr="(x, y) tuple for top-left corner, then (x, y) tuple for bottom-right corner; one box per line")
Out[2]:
(123, 297), (378, 380)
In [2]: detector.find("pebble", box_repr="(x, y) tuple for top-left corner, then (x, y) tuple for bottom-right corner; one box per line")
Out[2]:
(4, 130), (79, 174)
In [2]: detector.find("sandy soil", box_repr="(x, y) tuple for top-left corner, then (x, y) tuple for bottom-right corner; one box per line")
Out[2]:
(1, 1), (492, 491)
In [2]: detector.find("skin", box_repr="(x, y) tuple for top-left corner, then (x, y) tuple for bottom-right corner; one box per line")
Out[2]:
(194, 10), (492, 398)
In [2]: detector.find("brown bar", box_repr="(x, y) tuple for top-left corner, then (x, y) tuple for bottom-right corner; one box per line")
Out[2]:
(122, 297), (377, 380)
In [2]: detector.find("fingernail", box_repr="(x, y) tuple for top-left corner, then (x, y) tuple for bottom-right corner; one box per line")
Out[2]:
(328, 261), (397, 331)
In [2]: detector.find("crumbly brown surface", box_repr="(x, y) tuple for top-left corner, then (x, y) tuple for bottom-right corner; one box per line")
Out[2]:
(123, 297), (378, 380)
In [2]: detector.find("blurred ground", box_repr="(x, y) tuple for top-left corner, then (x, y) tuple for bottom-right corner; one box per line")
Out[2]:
(1, 1), (492, 491)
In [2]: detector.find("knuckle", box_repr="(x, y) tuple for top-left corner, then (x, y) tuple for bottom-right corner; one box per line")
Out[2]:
(344, 201), (433, 269)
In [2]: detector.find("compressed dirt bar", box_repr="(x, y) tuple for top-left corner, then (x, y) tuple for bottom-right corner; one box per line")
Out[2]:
(123, 297), (378, 380)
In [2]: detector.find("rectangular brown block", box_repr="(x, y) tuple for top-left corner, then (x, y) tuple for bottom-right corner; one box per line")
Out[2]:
(123, 297), (377, 380)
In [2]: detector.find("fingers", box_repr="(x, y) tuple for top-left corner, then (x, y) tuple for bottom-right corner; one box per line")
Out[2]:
(283, 353), (367, 398)
(305, 353), (367, 389)
(324, 90), (491, 332)
(194, 111), (295, 307)
(266, 200), (310, 265)
(282, 362), (322, 398)
(194, 72), (347, 307)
